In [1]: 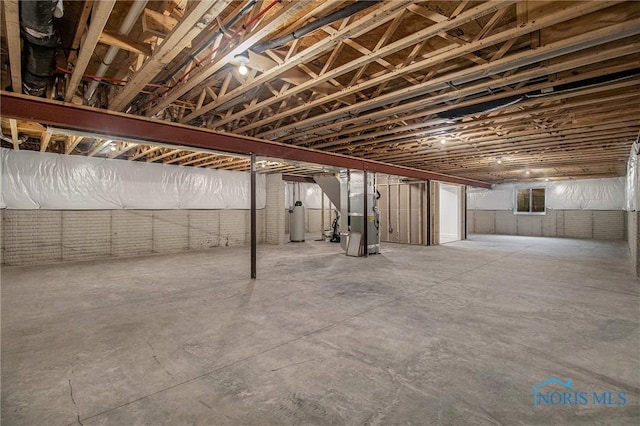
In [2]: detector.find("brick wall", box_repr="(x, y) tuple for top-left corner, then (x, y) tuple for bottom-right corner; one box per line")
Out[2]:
(467, 209), (625, 240)
(1, 209), (266, 266)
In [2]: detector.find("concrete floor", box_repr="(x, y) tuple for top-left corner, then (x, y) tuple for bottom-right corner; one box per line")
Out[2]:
(2, 235), (639, 425)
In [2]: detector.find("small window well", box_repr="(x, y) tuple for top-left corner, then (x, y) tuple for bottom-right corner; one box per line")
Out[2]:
(515, 188), (545, 214)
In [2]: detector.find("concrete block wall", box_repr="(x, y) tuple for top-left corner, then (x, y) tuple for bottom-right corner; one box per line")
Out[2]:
(266, 174), (285, 245)
(628, 211), (639, 276)
(467, 209), (625, 240)
(1, 209), (266, 266)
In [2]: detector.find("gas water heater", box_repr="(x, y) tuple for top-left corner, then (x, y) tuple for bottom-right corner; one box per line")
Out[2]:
(289, 201), (305, 242)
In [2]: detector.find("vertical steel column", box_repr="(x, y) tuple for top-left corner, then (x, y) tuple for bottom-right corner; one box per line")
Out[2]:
(363, 171), (369, 258)
(426, 180), (431, 246)
(250, 153), (257, 279)
(320, 189), (325, 241)
(463, 185), (468, 240)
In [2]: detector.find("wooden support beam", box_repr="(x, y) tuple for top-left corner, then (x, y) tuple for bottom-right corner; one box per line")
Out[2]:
(40, 128), (53, 152)
(147, 0), (316, 117)
(255, 2), (629, 139)
(142, 7), (178, 38)
(3, 0), (21, 92)
(109, 142), (137, 159)
(64, 0), (117, 102)
(99, 31), (153, 56)
(68, 1), (94, 65)
(88, 139), (112, 157)
(192, 1), (514, 128)
(129, 146), (159, 161)
(110, 0), (233, 111)
(147, 148), (182, 162)
(9, 119), (19, 150)
(65, 136), (83, 154)
(178, 0), (418, 124)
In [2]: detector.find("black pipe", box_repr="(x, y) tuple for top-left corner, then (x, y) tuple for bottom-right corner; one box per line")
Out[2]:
(437, 68), (640, 121)
(253, 0), (382, 53)
(20, 0), (59, 97)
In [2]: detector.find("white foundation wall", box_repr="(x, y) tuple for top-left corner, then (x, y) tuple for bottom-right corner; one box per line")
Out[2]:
(628, 211), (640, 275)
(467, 177), (626, 241)
(467, 209), (625, 240)
(1, 209), (266, 266)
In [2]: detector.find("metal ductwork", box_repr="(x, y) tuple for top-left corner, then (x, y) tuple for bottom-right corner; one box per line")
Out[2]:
(20, 0), (60, 97)
(252, 0), (382, 53)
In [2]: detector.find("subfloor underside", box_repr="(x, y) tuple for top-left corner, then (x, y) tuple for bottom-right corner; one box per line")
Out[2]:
(2, 235), (639, 425)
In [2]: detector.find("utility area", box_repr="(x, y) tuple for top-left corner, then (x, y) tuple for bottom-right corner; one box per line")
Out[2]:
(1, 1), (639, 425)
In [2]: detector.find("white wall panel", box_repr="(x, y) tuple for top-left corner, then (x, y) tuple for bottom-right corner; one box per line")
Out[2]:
(0, 148), (265, 210)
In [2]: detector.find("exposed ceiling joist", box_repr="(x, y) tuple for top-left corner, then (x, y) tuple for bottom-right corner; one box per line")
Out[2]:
(109, 0), (235, 111)
(146, 0), (316, 116)
(64, 0), (117, 102)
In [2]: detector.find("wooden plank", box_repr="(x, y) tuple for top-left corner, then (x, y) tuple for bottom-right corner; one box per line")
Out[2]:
(99, 31), (153, 56)
(64, 0), (117, 102)
(170, 0), (413, 121)
(88, 139), (112, 157)
(65, 136), (83, 154)
(67, 1), (94, 65)
(148, 0), (318, 117)
(109, 142), (137, 159)
(9, 119), (19, 150)
(142, 8), (178, 37)
(110, 0), (233, 111)
(274, 36), (639, 143)
(190, 1), (514, 128)
(2, 0), (21, 92)
(309, 66), (640, 150)
(40, 128), (53, 152)
(254, 2), (628, 139)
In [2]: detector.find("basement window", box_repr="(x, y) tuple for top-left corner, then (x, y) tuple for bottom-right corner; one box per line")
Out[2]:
(515, 188), (546, 214)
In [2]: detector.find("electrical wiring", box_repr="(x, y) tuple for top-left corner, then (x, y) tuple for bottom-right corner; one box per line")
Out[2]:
(56, 66), (169, 88)
(55, 66), (195, 107)
(136, 0), (281, 114)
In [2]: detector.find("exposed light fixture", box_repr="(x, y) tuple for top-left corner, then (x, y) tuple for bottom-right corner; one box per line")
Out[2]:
(440, 138), (446, 145)
(497, 159), (502, 164)
(235, 52), (249, 75)
(525, 171), (531, 175)
(545, 178), (549, 182)
(109, 144), (116, 152)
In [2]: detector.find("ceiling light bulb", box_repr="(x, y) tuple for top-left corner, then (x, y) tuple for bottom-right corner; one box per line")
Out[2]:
(497, 159), (502, 164)
(109, 144), (116, 151)
(525, 171), (530, 175)
(545, 178), (549, 182)
(238, 64), (248, 75)
(440, 138), (446, 145)
(261, 162), (266, 168)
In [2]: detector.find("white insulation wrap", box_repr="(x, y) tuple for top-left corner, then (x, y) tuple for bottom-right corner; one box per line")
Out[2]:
(0, 148), (266, 210)
(467, 177), (625, 211)
(285, 182), (333, 209)
(625, 141), (639, 211)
